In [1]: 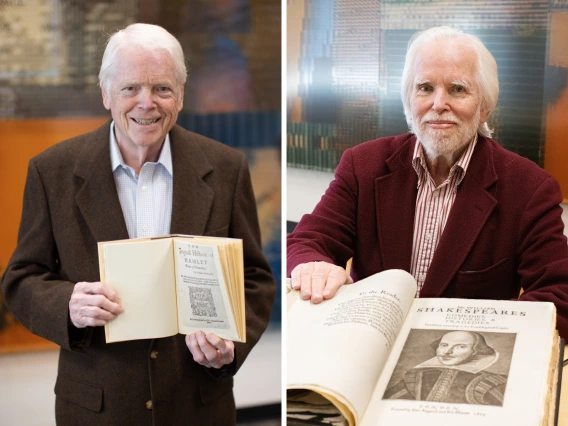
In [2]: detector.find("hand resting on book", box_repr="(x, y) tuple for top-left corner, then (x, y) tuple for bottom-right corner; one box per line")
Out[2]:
(290, 261), (353, 304)
(69, 281), (124, 328)
(186, 330), (235, 369)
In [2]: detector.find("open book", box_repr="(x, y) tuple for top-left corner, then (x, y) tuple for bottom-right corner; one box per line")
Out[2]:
(287, 270), (561, 426)
(98, 235), (245, 343)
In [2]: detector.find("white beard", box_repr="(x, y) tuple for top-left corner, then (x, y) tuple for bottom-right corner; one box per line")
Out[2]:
(414, 108), (480, 161)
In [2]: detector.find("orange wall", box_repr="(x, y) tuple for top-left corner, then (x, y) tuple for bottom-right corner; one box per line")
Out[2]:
(287, 0), (304, 123)
(0, 118), (109, 267)
(544, 86), (568, 203)
(545, 13), (568, 203)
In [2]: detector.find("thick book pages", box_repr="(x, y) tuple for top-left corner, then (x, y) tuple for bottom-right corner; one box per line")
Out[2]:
(98, 235), (245, 343)
(287, 270), (560, 426)
(554, 340), (564, 426)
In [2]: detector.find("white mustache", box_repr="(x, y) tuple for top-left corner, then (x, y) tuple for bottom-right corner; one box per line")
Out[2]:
(421, 115), (460, 125)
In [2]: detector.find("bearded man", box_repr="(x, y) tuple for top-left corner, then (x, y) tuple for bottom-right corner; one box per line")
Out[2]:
(384, 331), (507, 405)
(287, 26), (568, 340)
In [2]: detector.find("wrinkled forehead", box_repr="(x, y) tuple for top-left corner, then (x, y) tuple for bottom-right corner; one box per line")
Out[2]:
(440, 331), (476, 346)
(412, 39), (479, 84)
(115, 46), (175, 69)
(109, 48), (179, 86)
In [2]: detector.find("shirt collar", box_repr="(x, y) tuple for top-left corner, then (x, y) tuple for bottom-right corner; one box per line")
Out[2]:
(412, 133), (478, 189)
(109, 121), (173, 176)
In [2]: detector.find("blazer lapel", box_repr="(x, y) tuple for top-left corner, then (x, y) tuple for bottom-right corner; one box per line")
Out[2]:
(168, 125), (215, 235)
(375, 136), (418, 271)
(420, 137), (498, 297)
(74, 121), (130, 242)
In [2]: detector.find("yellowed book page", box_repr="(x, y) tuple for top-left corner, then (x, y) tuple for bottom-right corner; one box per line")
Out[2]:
(225, 241), (245, 338)
(173, 236), (245, 341)
(288, 385), (356, 426)
(173, 239), (241, 341)
(360, 298), (556, 426)
(218, 245), (237, 318)
(233, 240), (245, 337)
(176, 236), (235, 300)
(216, 243), (240, 337)
(558, 344), (568, 426)
(103, 238), (178, 342)
(287, 286), (300, 312)
(542, 333), (560, 426)
(287, 270), (417, 425)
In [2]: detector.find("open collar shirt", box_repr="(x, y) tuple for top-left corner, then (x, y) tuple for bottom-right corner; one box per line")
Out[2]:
(410, 134), (478, 296)
(109, 121), (173, 239)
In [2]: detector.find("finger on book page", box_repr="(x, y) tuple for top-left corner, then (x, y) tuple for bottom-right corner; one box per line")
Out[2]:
(299, 263), (315, 300)
(323, 266), (350, 300)
(310, 262), (330, 303)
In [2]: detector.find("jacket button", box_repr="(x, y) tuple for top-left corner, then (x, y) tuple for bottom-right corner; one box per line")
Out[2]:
(146, 400), (153, 410)
(150, 350), (159, 359)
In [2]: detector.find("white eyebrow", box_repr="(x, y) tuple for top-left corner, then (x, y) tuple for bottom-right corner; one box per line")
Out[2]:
(451, 79), (470, 89)
(415, 79), (430, 86)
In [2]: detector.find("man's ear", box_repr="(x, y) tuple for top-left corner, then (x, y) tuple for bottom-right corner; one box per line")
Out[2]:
(480, 102), (490, 124)
(102, 87), (111, 111)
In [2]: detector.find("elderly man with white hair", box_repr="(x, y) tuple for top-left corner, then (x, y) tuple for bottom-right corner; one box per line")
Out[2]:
(287, 26), (568, 340)
(2, 23), (276, 425)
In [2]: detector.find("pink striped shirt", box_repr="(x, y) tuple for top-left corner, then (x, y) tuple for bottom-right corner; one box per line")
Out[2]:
(410, 135), (478, 296)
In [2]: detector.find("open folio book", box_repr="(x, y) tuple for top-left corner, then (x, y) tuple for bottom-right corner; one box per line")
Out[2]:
(98, 235), (245, 343)
(287, 270), (561, 426)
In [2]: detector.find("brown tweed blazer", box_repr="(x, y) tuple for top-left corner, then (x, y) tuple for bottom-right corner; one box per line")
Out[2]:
(2, 121), (276, 425)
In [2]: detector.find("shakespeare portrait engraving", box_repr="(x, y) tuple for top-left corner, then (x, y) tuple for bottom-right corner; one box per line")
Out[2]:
(383, 329), (516, 406)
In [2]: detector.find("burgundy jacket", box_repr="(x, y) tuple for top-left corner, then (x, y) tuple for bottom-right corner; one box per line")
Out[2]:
(287, 133), (568, 339)
(2, 122), (276, 426)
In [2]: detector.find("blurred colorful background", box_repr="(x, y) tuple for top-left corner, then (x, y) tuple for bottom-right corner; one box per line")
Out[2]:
(287, 0), (568, 201)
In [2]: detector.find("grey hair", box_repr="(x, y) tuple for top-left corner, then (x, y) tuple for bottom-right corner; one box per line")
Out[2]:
(98, 23), (187, 97)
(400, 26), (499, 137)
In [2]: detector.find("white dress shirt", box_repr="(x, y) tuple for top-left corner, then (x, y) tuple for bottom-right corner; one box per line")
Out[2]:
(109, 122), (173, 239)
